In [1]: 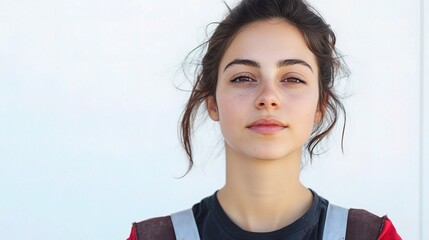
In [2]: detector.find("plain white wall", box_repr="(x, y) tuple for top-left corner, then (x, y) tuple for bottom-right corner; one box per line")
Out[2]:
(423, 0), (428, 239)
(0, 0), (426, 239)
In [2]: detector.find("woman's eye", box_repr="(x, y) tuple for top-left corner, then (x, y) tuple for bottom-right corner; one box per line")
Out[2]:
(283, 77), (305, 84)
(231, 76), (254, 83)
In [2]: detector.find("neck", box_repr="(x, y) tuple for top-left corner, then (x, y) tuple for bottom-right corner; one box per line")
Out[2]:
(217, 145), (312, 232)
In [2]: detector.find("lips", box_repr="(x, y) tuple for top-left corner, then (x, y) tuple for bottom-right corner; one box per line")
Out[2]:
(246, 119), (287, 134)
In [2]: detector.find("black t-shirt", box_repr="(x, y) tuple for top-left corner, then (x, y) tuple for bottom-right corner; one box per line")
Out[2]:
(191, 190), (329, 240)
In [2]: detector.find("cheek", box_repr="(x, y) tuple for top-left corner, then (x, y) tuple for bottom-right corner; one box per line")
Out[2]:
(215, 93), (249, 139)
(287, 92), (319, 127)
(217, 94), (243, 123)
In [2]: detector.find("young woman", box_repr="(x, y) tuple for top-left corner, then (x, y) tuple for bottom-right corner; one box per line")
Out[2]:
(128, 0), (401, 239)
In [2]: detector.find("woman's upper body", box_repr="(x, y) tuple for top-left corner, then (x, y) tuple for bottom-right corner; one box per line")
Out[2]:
(127, 190), (401, 240)
(129, 0), (402, 239)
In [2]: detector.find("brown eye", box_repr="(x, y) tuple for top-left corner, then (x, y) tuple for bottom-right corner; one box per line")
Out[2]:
(282, 77), (306, 84)
(231, 76), (255, 84)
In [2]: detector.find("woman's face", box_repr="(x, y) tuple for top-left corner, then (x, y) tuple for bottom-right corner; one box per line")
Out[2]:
(207, 19), (320, 161)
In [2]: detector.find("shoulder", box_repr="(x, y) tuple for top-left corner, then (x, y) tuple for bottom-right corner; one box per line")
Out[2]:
(127, 216), (176, 240)
(346, 208), (401, 240)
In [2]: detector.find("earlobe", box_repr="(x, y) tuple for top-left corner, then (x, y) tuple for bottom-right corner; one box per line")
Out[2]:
(206, 96), (219, 121)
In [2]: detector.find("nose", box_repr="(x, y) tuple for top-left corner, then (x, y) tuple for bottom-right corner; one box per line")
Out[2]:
(255, 83), (280, 110)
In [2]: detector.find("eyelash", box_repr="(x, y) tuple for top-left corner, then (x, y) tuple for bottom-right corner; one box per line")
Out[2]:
(231, 75), (255, 84)
(283, 77), (306, 84)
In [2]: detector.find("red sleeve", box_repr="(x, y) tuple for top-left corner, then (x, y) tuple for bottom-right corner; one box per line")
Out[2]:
(377, 217), (401, 240)
(127, 225), (137, 240)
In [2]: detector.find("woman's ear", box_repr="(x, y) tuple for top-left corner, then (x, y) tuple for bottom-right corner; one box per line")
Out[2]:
(314, 109), (322, 124)
(314, 102), (325, 124)
(206, 96), (219, 121)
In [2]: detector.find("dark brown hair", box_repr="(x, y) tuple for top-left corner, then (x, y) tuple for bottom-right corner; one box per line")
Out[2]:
(180, 0), (347, 172)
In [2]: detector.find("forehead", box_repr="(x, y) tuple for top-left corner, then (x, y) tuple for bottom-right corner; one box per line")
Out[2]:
(219, 19), (318, 72)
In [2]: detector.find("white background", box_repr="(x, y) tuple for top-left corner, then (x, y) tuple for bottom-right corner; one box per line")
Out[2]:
(0, 0), (427, 239)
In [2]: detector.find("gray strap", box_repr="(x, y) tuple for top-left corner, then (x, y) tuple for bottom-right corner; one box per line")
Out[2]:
(171, 209), (201, 240)
(322, 203), (349, 240)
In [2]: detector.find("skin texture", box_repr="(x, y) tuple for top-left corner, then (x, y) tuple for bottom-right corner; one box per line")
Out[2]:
(206, 19), (321, 232)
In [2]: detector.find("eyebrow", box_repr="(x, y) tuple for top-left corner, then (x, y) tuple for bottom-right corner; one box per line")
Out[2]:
(223, 58), (313, 72)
